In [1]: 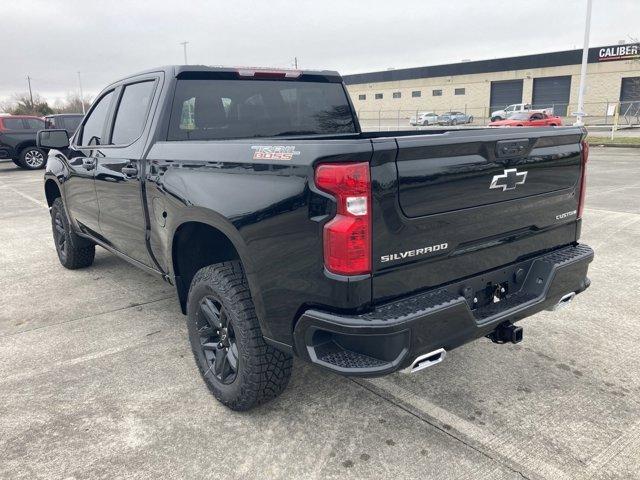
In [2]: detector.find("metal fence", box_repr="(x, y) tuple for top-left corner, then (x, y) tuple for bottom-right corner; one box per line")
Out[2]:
(356, 101), (640, 131)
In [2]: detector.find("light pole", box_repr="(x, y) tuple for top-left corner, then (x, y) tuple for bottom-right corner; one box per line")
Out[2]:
(180, 41), (189, 65)
(77, 71), (86, 114)
(574, 0), (593, 126)
(26, 76), (34, 106)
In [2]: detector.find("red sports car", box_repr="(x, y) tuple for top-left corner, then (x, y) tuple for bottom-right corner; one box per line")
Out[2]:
(489, 112), (563, 127)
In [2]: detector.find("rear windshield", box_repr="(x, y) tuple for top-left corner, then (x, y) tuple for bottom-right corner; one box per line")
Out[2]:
(167, 79), (356, 141)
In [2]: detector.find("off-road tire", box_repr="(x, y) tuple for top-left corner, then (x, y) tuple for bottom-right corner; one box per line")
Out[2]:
(18, 147), (47, 170)
(50, 198), (95, 269)
(187, 261), (293, 411)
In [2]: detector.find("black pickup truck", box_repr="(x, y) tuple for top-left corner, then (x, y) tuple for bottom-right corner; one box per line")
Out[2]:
(39, 66), (593, 411)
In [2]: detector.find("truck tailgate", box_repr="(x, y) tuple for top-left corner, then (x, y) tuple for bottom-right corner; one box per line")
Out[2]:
(370, 127), (586, 302)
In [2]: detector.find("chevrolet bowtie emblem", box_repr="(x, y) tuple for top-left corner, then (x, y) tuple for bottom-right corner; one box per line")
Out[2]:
(490, 168), (528, 191)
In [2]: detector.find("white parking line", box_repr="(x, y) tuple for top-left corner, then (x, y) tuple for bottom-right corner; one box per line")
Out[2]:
(0, 179), (47, 208)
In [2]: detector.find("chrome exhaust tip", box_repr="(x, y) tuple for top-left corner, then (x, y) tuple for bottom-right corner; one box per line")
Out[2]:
(547, 292), (576, 311)
(402, 348), (446, 374)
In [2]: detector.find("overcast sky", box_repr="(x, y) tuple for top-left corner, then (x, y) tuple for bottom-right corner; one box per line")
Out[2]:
(1, 0), (638, 105)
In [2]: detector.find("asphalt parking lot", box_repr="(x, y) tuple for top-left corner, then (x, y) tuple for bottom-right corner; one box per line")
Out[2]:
(1, 147), (639, 480)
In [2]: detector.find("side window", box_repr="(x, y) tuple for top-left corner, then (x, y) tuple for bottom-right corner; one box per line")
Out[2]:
(80, 91), (115, 146)
(111, 81), (155, 145)
(3, 118), (25, 129)
(25, 118), (45, 130)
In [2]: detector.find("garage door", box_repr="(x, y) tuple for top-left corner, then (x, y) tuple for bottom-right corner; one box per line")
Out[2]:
(532, 76), (571, 116)
(620, 77), (640, 117)
(490, 80), (523, 115)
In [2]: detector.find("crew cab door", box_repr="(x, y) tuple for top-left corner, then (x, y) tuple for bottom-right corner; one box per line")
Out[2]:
(65, 90), (117, 236)
(94, 77), (160, 267)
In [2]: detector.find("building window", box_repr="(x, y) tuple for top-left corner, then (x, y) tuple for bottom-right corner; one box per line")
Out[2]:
(432, 89), (442, 96)
(412, 91), (421, 98)
(455, 88), (466, 95)
(358, 94), (366, 101)
(392, 92), (401, 99)
(375, 93), (383, 100)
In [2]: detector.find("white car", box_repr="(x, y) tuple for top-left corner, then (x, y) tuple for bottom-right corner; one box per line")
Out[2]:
(490, 103), (532, 121)
(409, 112), (438, 126)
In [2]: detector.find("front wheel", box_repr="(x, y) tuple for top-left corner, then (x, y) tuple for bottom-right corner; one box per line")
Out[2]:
(467, 116), (474, 123)
(451, 119), (458, 126)
(187, 261), (293, 411)
(50, 198), (95, 269)
(18, 147), (47, 170)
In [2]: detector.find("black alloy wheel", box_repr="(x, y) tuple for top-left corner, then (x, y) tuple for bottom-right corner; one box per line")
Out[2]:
(53, 209), (67, 263)
(197, 296), (239, 385)
(186, 261), (293, 410)
(50, 197), (95, 269)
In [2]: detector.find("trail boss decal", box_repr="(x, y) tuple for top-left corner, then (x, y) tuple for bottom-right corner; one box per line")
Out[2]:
(251, 145), (300, 160)
(381, 243), (449, 263)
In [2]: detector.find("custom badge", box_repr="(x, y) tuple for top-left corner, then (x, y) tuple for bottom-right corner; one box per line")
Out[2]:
(251, 145), (300, 161)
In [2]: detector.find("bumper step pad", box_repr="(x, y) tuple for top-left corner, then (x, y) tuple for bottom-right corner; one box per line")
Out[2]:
(295, 244), (594, 376)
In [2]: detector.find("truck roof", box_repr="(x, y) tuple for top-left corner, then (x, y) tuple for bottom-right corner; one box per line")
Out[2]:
(115, 65), (343, 83)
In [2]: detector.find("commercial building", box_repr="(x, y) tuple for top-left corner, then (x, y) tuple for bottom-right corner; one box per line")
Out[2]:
(344, 44), (640, 121)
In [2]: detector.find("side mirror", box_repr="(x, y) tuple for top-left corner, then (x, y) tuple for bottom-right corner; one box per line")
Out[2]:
(37, 129), (70, 149)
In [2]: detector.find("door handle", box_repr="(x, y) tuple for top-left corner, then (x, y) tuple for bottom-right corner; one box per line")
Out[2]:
(82, 158), (96, 170)
(122, 166), (138, 177)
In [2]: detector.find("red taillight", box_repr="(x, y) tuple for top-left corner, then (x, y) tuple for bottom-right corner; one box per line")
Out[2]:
(577, 140), (589, 219)
(315, 162), (371, 275)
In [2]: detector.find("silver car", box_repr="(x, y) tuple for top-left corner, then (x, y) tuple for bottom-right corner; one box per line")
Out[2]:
(409, 112), (438, 126)
(437, 111), (474, 125)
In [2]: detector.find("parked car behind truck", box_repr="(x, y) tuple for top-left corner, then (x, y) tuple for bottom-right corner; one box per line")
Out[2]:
(39, 65), (593, 411)
(437, 111), (473, 125)
(489, 112), (563, 127)
(409, 111), (438, 126)
(44, 114), (84, 137)
(0, 115), (47, 169)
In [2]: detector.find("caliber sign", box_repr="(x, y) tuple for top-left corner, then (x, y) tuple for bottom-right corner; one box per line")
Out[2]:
(597, 44), (640, 62)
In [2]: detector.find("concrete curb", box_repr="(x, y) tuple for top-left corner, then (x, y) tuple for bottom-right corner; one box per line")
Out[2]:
(589, 144), (640, 149)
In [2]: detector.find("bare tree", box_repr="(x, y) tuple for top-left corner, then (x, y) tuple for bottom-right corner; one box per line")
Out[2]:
(2, 92), (93, 116)
(4, 92), (54, 116)
(53, 93), (92, 114)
